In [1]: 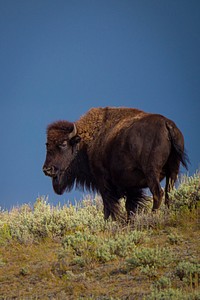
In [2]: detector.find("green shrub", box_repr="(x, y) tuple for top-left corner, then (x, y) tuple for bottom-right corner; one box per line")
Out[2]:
(0, 196), (106, 243)
(62, 230), (146, 264)
(145, 288), (200, 300)
(169, 172), (200, 211)
(0, 223), (12, 244)
(153, 276), (172, 290)
(175, 261), (200, 287)
(167, 232), (183, 245)
(126, 246), (173, 269)
(140, 264), (158, 279)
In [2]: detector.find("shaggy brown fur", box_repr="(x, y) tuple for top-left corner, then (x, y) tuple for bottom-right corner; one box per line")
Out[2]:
(43, 107), (189, 220)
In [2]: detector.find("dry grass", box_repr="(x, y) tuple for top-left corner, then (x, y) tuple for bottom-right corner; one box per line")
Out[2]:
(0, 173), (199, 299)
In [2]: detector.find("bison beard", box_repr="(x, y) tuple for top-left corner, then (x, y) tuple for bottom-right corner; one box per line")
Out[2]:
(51, 148), (97, 195)
(43, 107), (189, 221)
(52, 172), (67, 195)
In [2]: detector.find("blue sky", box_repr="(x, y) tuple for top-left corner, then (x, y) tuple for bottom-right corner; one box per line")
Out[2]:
(1, 0), (200, 209)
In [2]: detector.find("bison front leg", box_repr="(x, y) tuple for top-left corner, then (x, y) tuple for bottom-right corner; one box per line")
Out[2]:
(103, 201), (112, 220)
(100, 188), (121, 221)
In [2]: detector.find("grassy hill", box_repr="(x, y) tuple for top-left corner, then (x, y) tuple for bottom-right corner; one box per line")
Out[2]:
(0, 173), (199, 299)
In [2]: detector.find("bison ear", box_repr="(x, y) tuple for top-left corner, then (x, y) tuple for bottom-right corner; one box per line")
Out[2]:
(69, 135), (81, 146)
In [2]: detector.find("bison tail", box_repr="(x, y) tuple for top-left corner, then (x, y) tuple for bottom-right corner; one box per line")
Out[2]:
(166, 121), (189, 170)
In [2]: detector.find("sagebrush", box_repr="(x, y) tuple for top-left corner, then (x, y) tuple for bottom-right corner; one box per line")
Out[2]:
(0, 172), (199, 299)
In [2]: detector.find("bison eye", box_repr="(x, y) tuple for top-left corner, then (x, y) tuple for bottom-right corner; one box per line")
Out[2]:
(59, 140), (68, 149)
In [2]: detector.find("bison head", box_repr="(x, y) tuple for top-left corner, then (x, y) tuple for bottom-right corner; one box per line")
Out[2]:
(43, 121), (81, 195)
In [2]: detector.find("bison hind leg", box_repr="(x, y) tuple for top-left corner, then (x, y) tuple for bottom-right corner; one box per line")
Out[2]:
(152, 187), (164, 211)
(165, 173), (178, 208)
(164, 158), (180, 208)
(146, 172), (164, 211)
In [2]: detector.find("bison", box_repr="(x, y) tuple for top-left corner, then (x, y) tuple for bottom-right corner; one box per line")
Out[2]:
(43, 107), (188, 220)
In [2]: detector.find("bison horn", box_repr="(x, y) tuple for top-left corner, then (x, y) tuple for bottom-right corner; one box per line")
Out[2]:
(69, 123), (77, 140)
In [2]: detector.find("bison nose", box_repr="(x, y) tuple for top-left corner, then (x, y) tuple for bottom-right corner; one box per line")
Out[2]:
(43, 165), (58, 177)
